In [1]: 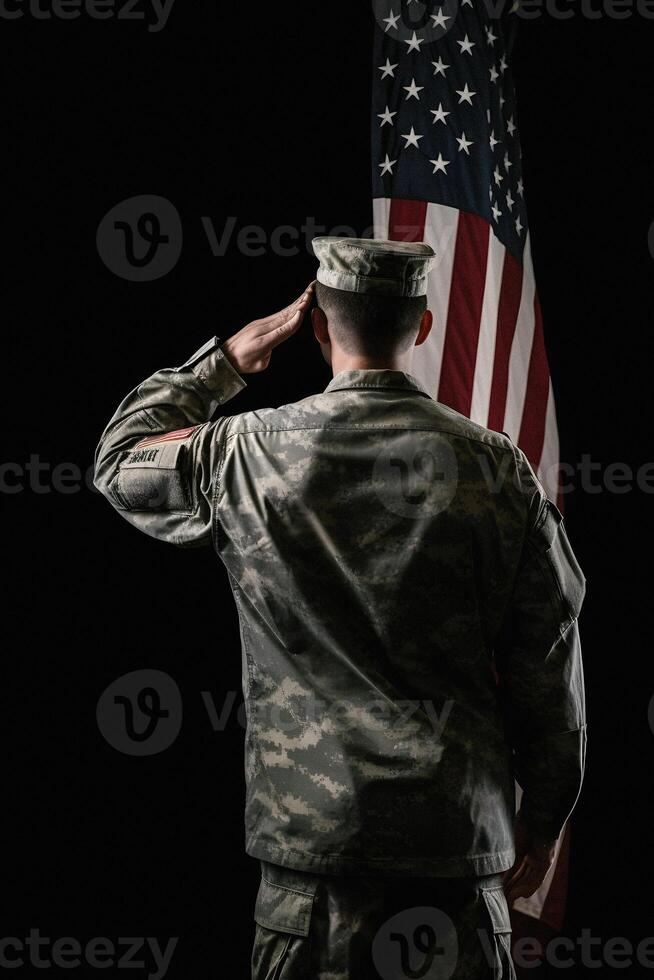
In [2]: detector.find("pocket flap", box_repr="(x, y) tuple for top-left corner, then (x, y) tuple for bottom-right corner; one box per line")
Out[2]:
(481, 886), (512, 935)
(254, 876), (315, 937)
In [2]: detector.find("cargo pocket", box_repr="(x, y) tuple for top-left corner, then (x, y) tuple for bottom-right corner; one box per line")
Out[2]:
(252, 875), (315, 980)
(480, 886), (516, 980)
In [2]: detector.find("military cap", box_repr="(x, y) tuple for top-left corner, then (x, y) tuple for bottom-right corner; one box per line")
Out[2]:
(312, 237), (436, 298)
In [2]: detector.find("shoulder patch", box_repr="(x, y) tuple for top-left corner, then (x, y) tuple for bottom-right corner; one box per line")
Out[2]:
(135, 426), (200, 450)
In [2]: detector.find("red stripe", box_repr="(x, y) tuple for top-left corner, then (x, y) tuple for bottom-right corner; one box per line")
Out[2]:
(437, 212), (490, 417)
(487, 250), (523, 432)
(517, 293), (550, 468)
(388, 198), (428, 243)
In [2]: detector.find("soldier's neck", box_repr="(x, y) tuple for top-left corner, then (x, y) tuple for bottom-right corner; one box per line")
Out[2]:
(330, 352), (413, 376)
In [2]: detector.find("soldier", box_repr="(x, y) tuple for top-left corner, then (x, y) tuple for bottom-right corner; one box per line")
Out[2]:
(95, 238), (586, 979)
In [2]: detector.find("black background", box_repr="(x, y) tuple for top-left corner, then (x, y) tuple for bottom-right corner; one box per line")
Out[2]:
(4, 1), (654, 977)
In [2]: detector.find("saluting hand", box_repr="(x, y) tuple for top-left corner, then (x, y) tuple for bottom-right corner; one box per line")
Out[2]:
(222, 284), (314, 375)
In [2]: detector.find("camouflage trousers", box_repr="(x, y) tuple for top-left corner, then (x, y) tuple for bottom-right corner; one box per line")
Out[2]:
(252, 860), (516, 980)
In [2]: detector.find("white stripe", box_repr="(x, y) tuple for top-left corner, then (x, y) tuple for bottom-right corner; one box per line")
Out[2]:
(412, 202), (460, 396)
(537, 381), (561, 503)
(503, 233), (536, 442)
(469, 233), (506, 427)
(373, 197), (391, 238)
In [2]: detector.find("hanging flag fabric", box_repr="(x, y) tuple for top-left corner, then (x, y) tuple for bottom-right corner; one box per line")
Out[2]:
(372, 0), (569, 930)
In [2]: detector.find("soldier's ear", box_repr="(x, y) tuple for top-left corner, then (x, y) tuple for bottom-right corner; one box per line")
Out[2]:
(415, 309), (434, 347)
(312, 307), (329, 345)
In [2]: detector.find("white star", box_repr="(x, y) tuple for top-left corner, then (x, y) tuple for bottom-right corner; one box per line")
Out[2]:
(494, 166), (504, 185)
(377, 105), (397, 127)
(506, 189), (515, 212)
(504, 151), (513, 172)
(499, 93), (506, 108)
(500, 55), (508, 73)
(405, 31), (424, 52)
(489, 130), (501, 150)
(462, 0), (473, 6)
(489, 64), (499, 83)
(403, 78), (424, 100)
(402, 126), (423, 148)
(379, 154), (397, 176)
(486, 26), (498, 46)
(432, 57), (450, 77)
(517, 178), (524, 197)
(383, 8), (400, 31)
(430, 8), (451, 29)
(430, 102), (450, 125)
(457, 34), (475, 55)
(378, 58), (398, 79)
(457, 132), (474, 154)
(492, 202), (502, 221)
(507, 116), (517, 136)
(456, 83), (476, 105)
(515, 216), (524, 234)
(430, 153), (450, 174)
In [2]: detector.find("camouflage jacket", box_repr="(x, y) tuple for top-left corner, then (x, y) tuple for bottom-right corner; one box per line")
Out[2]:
(95, 337), (586, 877)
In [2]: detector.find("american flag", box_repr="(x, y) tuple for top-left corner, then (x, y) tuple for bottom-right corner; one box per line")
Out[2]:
(372, 0), (568, 931)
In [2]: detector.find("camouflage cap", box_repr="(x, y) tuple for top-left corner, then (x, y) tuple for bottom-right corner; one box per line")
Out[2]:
(312, 237), (436, 298)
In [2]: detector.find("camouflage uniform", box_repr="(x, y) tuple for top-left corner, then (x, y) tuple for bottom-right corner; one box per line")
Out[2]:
(95, 294), (585, 976)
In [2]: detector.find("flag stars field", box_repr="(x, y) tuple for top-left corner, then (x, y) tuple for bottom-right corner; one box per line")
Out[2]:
(402, 126), (423, 148)
(378, 58), (398, 79)
(430, 153), (450, 174)
(456, 83), (476, 105)
(403, 78), (424, 100)
(373, 2), (533, 269)
(457, 132), (474, 154)
(383, 9), (400, 31)
(431, 102), (450, 125)
(378, 106), (397, 127)
(457, 34), (475, 55)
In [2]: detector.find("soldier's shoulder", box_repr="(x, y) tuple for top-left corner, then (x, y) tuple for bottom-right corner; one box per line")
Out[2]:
(430, 400), (515, 455)
(221, 392), (324, 436)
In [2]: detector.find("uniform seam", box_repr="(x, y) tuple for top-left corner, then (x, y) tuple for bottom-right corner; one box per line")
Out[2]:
(261, 876), (316, 901)
(224, 426), (514, 453)
(250, 840), (514, 867)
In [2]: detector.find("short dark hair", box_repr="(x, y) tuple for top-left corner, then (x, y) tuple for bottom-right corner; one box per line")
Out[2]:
(315, 282), (427, 358)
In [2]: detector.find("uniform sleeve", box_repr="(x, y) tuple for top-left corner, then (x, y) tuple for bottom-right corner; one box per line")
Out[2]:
(497, 447), (587, 842)
(94, 337), (246, 548)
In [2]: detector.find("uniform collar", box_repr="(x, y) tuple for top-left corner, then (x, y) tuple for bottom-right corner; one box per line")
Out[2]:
(324, 369), (433, 399)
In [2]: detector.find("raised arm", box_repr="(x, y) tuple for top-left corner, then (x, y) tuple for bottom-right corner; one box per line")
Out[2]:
(94, 286), (312, 547)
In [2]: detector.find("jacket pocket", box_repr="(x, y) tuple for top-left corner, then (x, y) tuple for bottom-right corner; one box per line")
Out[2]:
(252, 876), (315, 980)
(480, 885), (516, 980)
